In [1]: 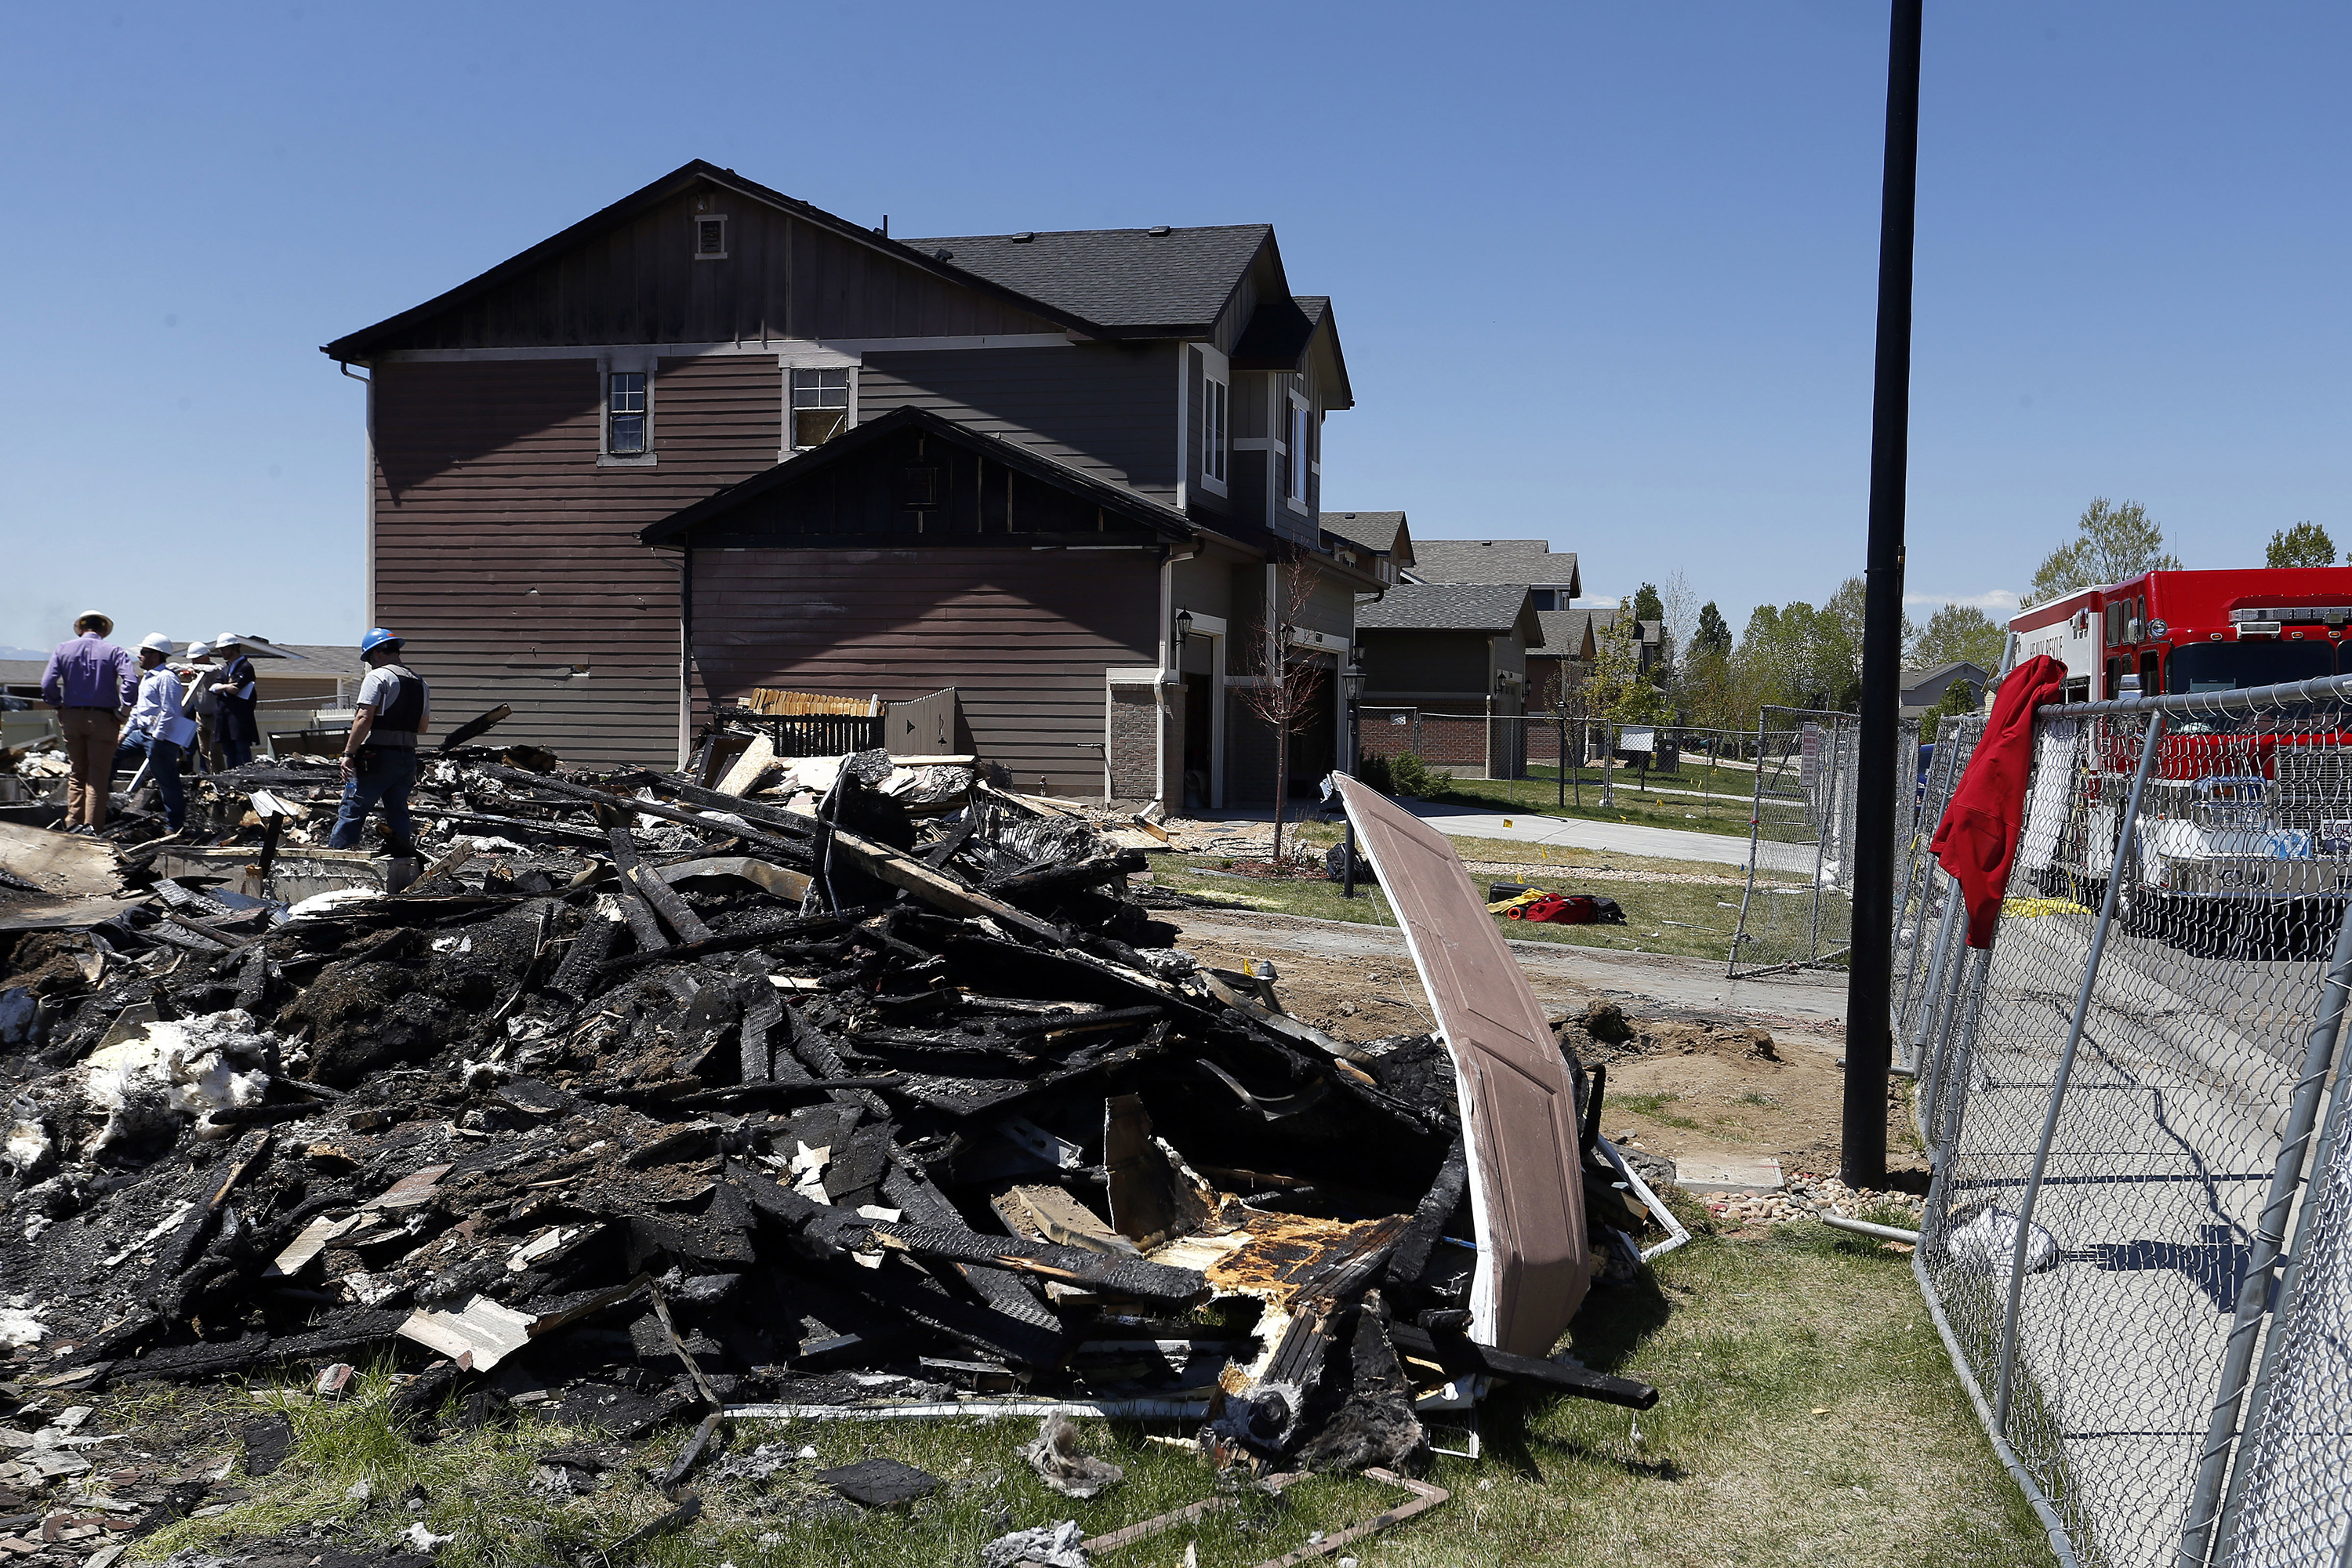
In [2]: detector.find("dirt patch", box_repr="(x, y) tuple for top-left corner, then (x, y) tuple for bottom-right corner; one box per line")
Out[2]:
(1176, 920), (1920, 1183)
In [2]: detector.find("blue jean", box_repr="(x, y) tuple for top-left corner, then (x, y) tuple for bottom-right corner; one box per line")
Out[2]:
(329, 748), (420, 850)
(111, 734), (185, 829)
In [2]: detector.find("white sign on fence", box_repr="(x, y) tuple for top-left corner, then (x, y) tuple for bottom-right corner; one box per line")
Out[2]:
(1618, 725), (1656, 754)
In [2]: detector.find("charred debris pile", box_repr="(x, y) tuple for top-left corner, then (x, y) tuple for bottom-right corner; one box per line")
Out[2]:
(0, 739), (1660, 1491)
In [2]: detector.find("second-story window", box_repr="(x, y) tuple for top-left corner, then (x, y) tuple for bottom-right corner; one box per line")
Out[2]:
(790, 368), (851, 449)
(1202, 374), (1228, 486)
(608, 372), (648, 456)
(1286, 397), (1310, 506)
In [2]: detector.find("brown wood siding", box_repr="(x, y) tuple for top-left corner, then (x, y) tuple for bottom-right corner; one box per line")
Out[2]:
(691, 547), (1158, 796)
(857, 344), (1178, 500)
(363, 190), (1062, 353)
(371, 355), (786, 768)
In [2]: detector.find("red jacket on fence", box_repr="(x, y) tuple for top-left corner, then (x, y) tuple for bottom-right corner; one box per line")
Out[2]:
(1929, 653), (2069, 948)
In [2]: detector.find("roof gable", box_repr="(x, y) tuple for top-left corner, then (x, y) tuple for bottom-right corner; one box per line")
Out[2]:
(641, 405), (1195, 546)
(326, 161), (1094, 360)
(1320, 511), (1408, 556)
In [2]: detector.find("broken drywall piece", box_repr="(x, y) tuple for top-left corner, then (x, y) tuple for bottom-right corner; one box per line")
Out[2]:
(396, 1296), (537, 1370)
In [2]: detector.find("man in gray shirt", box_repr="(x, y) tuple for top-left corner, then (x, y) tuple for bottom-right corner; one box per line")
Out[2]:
(328, 628), (430, 854)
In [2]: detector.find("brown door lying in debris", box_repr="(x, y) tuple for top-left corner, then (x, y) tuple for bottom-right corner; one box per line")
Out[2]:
(1334, 775), (1590, 1356)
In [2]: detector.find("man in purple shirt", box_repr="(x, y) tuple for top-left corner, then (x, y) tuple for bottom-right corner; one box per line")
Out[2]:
(41, 612), (139, 831)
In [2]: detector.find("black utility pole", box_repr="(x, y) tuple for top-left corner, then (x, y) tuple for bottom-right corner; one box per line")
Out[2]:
(1842, 0), (1924, 1190)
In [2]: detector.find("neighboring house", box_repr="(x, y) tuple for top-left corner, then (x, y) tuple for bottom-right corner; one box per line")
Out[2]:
(1901, 660), (1991, 720)
(324, 159), (1374, 801)
(1353, 584), (1543, 778)
(1404, 538), (1581, 608)
(1318, 510), (1414, 585)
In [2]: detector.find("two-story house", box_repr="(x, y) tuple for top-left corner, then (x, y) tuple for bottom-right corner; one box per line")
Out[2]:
(322, 159), (1371, 803)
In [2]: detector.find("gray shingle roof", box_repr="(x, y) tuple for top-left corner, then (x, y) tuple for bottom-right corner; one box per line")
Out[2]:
(1406, 539), (1580, 591)
(1356, 584), (1541, 642)
(898, 224), (1269, 330)
(1320, 511), (1406, 554)
(1534, 609), (1597, 658)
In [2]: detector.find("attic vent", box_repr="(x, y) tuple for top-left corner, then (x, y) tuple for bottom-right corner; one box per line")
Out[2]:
(695, 216), (728, 260)
(1148, 225), (1171, 237)
(933, 248), (953, 261)
(1011, 231), (1036, 242)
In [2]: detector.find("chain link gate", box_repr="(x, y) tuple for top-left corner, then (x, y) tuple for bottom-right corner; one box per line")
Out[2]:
(1726, 708), (1918, 978)
(1903, 672), (2352, 1568)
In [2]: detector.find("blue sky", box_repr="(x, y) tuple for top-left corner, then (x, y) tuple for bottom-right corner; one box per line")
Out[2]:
(2, 1), (2343, 656)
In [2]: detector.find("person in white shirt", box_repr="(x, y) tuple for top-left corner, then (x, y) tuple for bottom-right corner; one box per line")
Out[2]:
(110, 633), (200, 832)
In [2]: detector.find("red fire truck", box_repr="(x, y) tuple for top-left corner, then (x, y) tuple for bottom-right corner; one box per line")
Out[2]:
(2005, 568), (2352, 950)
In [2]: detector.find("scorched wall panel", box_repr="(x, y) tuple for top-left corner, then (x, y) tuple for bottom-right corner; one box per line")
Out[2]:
(371, 355), (785, 768)
(691, 547), (1160, 797)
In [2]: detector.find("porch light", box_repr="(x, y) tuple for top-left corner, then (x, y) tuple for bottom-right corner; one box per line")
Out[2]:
(1174, 609), (1193, 644)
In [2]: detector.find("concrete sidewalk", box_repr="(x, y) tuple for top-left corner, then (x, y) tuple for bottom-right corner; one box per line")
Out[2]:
(1400, 800), (1817, 876)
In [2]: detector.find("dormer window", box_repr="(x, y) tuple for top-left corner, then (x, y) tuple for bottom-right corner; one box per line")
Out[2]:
(695, 215), (728, 260)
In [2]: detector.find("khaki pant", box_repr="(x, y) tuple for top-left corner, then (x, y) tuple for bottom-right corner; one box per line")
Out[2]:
(62, 707), (122, 827)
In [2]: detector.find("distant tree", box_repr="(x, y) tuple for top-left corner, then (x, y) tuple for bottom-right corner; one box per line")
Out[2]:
(1911, 602), (2008, 673)
(2028, 497), (2181, 605)
(2267, 521), (2339, 568)
(1924, 677), (1984, 724)
(1632, 583), (1664, 624)
(1586, 601), (1656, 808)
(1693, 601), (1733, 659)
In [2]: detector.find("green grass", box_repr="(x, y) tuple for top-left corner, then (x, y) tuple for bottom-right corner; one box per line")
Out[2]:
(125, 1230), (2054, 1568)
(1411, 766), (1762, 840)
(1166, 852), (1779, 964)
(1617, 1091), (1702, 1129)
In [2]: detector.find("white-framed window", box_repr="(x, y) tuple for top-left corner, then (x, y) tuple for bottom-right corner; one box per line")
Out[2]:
(789, 368), (851, 449)
(607, 372), (648, 455)
(1285, 392), (1312, 508)
(694, 214), (728, 260)
(1201, 369), (1229, 489)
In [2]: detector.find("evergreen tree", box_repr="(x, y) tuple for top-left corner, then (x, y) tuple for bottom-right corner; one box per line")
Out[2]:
(2267, 521), (2338, 568)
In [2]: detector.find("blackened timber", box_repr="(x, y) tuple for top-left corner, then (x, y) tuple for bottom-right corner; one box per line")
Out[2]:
(481, 764), (815, 866)
(1385, 1134), (1468, 1289)
(549, 913), (621, 1000)
(856, 1218), (1206, 1301)
(626, 860), (717, 945)
(604, 828), (671, 953)
(739, 980), (782, 1081)
(596, 913), (866, 977)
(982, 851), (1149, 902)
(1388, 1323), (1658, 1410)
(426, 809), (611, 848)
(646, 776), (818, 837)
(881, 1160), (1062, 1334)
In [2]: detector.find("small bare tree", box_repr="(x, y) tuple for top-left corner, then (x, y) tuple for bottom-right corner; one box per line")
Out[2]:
(1233, 560), (1331, 866)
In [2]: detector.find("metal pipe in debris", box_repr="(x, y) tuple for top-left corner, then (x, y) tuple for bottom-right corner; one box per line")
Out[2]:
(1821, 1214), (1919, 1244)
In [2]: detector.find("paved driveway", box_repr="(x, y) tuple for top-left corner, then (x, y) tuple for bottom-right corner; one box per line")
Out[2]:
(1401, 800), (1818, 876)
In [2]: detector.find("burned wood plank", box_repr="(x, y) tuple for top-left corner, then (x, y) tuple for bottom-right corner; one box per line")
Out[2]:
(595, 913), (864, 978)
(604, 827), (674, 953)
(481, 764), (814, 865)
(1384, 1134), (1468, 1289)
(825, 829), (1069, 946)
(1388, 1323), (1657, 1410)
(437, 703), (514, 752)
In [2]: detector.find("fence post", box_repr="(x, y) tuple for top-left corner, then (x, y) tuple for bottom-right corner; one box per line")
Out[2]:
(2177, 895), (2352, 1566)
(1729, 712), (1772, 978)
(1907, 868), (1965, 1080)
(1994, 711), (2168, 1433)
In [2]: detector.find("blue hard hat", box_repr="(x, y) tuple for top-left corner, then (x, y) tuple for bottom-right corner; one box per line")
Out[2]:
(360, 627), (404, 655)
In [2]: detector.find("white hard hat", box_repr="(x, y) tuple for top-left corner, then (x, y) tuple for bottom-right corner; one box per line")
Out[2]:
(185, 641), (212, 660)
(138, 632), (173, 655)
(214, 632), (245, 648)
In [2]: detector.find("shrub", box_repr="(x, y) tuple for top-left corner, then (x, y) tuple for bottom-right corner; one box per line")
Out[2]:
(1388, 752), (1445, 800)
(1352, 753), (1395, 795)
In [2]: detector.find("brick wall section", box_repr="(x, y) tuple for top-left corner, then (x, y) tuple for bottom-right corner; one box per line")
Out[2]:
(1109, 687), (1157, 800)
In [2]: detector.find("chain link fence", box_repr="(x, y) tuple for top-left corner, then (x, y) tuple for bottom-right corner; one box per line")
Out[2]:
(1907, 673), (2352, 1568)
(1725, 709), (1918, 978)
